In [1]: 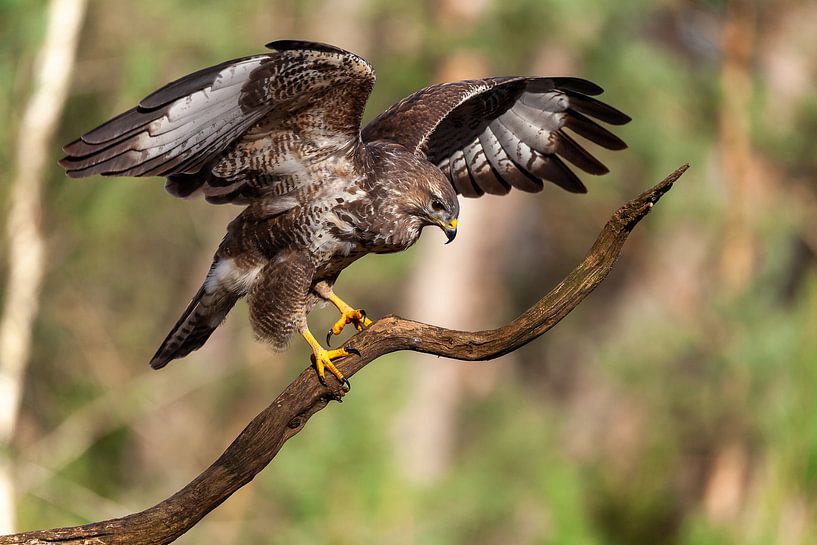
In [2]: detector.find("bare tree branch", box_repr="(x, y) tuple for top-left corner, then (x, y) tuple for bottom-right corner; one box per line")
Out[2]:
(0, 165), (688, 545)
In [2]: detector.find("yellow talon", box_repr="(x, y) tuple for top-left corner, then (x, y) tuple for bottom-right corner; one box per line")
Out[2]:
(312, 346), (352, 386)
(301, 327), (354, 389)
(319, 289), (373, 343)
(331, 308), (372, 336)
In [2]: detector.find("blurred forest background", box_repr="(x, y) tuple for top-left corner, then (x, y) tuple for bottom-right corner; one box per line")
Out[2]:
(2, 0), (817, 543)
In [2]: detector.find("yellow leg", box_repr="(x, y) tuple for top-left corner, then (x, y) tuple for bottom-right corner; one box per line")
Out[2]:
(301, 327), (356, 389)
(326, 291), (373, 336)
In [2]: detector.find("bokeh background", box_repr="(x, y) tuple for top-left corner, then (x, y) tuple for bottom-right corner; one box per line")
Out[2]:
(2, 0), (817, 543)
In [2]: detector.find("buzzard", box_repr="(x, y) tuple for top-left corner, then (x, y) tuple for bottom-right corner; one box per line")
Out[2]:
(60, 40), (629, 387)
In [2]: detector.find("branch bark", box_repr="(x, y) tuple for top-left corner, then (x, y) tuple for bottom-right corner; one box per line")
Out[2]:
(0, 164), (688, 545)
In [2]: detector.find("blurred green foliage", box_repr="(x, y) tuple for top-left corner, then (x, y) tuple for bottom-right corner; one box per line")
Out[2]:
(3, 0), (817, 544)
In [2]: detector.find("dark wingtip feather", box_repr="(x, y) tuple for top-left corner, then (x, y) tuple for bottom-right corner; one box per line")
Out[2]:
(565, 90), (631, 126)
(552, 77), (604, 96)
(545, 155), (588, 194)
(149, 354), (171, 370)
(265, 39), (348, 55)
(80, 107), (148, 143)
(138, 57), (247, 110)
(62, 137), (83, 154)
(554, 132), (611, 176)
(563, 112), (628, 151)
(561, 176), (588, 194)
(61, 168), (84, 179)
(553, 170), (588, 193)
(608, 110), (632, 125)
(525, 77), (603, 96)
(59, 156), (95, 178)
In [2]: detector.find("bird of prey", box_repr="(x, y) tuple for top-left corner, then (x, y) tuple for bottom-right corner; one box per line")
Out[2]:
(60, 40), (629, 387)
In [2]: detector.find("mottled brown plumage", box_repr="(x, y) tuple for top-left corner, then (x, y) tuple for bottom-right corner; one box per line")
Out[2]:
(60, 40), (629, 382)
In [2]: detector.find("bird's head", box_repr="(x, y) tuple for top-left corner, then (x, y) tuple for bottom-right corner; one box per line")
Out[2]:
(374, 143), (460, 244)
(413, 167), (459, 244)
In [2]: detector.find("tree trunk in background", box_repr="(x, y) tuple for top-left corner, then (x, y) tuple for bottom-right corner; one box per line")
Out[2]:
(702, 0), (758, 523)
(390, 1), (495, 484)
(0, 0), (86, 533)
(718, 0), (757, 294)
(393, 194), (517, 482)
(393, 0), (571, 482)
(392, 42), (520, 479)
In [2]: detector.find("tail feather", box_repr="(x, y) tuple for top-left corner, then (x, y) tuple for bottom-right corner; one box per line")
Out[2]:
(150, 275), (239, 369)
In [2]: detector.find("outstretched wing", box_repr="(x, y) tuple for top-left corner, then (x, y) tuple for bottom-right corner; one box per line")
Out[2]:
(60, 40), (375, 204)
(362, 77), (629, 196)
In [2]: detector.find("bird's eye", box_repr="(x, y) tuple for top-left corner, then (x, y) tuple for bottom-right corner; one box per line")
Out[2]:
(431, 199), (446, 212)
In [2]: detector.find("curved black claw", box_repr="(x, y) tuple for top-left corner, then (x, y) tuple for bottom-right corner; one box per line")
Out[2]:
(342, 378), (351, 391)
(345, 346), (361, 357)
(326, 330), (333, 347)
(318, 374), (328, 387)
(360, 309), (367, 320)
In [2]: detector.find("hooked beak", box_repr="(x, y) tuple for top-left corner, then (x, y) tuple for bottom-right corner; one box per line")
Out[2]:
(443, 218), (458, 244)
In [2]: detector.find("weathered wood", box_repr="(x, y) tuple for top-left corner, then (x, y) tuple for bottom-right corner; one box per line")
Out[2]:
(1, 164), (688, 545)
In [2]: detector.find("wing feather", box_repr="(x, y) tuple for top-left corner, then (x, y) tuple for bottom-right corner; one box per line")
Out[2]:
(562, 110), (627, 150)
(62, 41), (629, 207)
(511, 99), (564, 136)
(551, 131), (609, 175)
(60, 41), (376, 208)
(493, 116), (585, 193)
(138, 57), (250, 109)
(60, 56), (269, 178)
(449, 148), (482, 197)
(504, 104), (609, 175)
(531, 154), (587, 194)
(480, 125), (543, 193)
(562, 90), (631, 125)
(461, 136), (509, 195)
(70, 108), (153, 146)
(364, 76), (629, 198)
